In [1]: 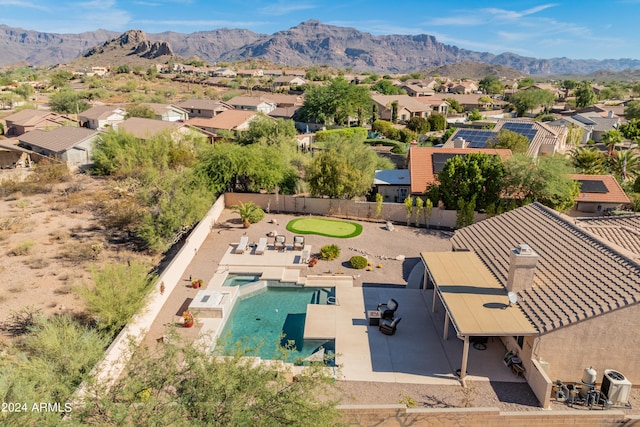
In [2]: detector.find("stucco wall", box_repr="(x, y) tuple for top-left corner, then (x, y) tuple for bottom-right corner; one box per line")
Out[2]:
(535, 302), (640, 386)
(224, 192), (486, 230)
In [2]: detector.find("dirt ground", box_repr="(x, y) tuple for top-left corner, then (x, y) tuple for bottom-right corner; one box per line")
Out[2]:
(0, 171), (157, 344)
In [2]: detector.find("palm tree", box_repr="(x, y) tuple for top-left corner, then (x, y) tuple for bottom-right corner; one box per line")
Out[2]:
(601, 129), (624, 156)
(231, 201), (264, 228)
(608, 150), (639, 181)
(571, 147), (606, 174)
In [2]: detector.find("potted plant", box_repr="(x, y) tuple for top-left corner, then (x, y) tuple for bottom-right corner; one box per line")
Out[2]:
(183, 311), (194, 328)
(192, 279), (203, 289)
(308, 256), (318, 267)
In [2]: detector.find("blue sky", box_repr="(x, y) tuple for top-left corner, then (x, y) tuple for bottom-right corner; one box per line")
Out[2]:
(2, 0), (640, 60)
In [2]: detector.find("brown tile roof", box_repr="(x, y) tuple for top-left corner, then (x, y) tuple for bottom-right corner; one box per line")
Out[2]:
(407, 147), (512, 194)
(576, 215), (640, 258)
(371, 94), (430, 113)
(4, 109), (50, 125)
(186, 110), (260, 131)
(18, 127), (98, 153)
(571, 174), (631, 204)
(451, 202), (640, 334)
(78, 105), (125, 120)
(175, 99), (232, 111)
(117, 117), (183, 139)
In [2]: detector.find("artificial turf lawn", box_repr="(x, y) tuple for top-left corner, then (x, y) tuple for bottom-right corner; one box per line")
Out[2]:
(286, 217), (363, 238)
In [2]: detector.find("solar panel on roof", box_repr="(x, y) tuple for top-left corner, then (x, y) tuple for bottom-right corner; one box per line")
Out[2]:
(432, 153), (467, 173)
(452, 129), (497, 148)
(577, 180), (609, 193)
(500, 122), (538, 142)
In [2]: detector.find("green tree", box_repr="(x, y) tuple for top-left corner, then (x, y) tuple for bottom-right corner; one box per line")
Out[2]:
(371, 79), (404, 95)
(231, 201), (265, 227)
(406, 117), (430, 134)
(433, 153), (505, 210)
(236, 115), (297, 149)
(510, 89), (555, 116)
(73, 335), (339, 426)
(414, 196), (424, 227)
(562, 79), (579, 99)
(574, 81), (597, 108)
(428, 113), (446, 131)
(375, 192), (383, 218)
(518, 77), (535, 88)
(601, 129), (624, 155)
(404, 195), (413, 225)
(625, 100), (640, 121)
(503, 155), (579, 212)
(487, 129), (529, 153)
(456, 195), (476, 228)
(443, 98), (464, 113)
(608, 150), (639, 181)
(468, 109), (483, 121)
(125, 103), (156, 119)
(79, 261), (155, 338)
(12, 83), (34, 100)
(619, 119), (640, 142)
(49, 70), (73, 88)
(49, 89), (90, 114)
(299, 77), (371, 126)
(478, 75), (504, 95)
(423, 197), (433, 228)
(571, 146), (606, 174)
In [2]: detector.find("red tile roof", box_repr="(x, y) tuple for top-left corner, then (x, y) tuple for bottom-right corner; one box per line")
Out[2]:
(571, 174), (631, 204)
(407, 147), (512, 194)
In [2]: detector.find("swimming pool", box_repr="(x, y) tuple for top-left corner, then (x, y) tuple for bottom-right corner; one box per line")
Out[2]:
(216, 287), (335, 365)
(222, 273), (262, 287)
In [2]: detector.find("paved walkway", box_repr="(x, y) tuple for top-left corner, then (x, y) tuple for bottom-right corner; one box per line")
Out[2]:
(141, 210), (524, 385)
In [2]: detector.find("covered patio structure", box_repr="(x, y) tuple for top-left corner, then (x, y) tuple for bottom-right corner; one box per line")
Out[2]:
(420, 251), (538, 381)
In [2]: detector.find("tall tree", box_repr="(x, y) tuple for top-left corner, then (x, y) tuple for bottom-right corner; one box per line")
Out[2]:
(487, 129), (529, 154)
(432, 153), (505, 210)
(478, 75), (504, 95)
(571, 146), (606, 174)
(510, 89), (555, 116)
(562, 79), (579, 99)
(601, 129), (624, 155)
(299, 77), (371, 126)
(503, 155), (579, 212)
(625, 100), (640, 121)
(574, 81), (597, 108)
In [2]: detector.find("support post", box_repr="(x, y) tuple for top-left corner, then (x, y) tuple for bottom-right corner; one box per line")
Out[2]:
(443, 311), (449, 340)
(460, 335), (469, 381)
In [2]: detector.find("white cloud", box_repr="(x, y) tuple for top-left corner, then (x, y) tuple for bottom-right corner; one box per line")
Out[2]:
(0, 0), (48, 11)
(259, 1), (317, 16)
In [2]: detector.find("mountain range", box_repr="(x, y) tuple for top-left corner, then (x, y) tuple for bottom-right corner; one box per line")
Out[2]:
(2, 20), (640, 76)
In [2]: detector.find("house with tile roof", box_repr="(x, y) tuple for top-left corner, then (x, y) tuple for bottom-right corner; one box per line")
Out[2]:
(4, 109), (78, 136)
(401, 84), (435, 97)
(371, 95), (431, 122)
(140, 103), (189, 122)
(115, 117), (214, 143)
(406, 147), (512, 196)
(186, 110), (264, 134)
(446, 202), (640, 406)
(447, 80), (479, 94)
(575, 214), (640, 260)
(78, 105), (126, 130)
(571, 174), (631, 214)
(272, 75), (306, 91)
(175, 99), (233, 119)
(572, 112), (620, 142)
(18, 127), (99, 167)
(444, 118), (570, 157)
(226, 96), (277, 114)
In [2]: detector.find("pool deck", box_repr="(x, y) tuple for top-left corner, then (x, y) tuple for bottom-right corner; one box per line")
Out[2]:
(142, 210), (526, 387)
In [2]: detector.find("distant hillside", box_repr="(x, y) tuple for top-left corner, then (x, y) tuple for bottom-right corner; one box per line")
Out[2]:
(424, 62), (525, 80)
(2, 21), (640, 75)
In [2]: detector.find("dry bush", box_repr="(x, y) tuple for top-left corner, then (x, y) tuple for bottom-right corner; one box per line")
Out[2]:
(26, 257), (50, 269)
(48, 229), (70, 243)
(9, 240), (35, 256)
(60, 241), (104, 262)
(0, 307), (42, 337)
(53, 286), (72, 295)
(0, 216), (27, 233)
(7, 286), (24, 294)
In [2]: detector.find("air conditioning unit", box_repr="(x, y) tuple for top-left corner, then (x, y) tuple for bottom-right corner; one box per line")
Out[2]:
(601, 369), (632, 405)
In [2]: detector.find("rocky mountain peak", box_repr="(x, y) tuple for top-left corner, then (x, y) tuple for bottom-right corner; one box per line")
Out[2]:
(83, 29), (174, 60)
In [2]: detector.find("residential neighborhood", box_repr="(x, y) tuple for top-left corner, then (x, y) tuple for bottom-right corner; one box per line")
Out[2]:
(1, 54), (640, 426)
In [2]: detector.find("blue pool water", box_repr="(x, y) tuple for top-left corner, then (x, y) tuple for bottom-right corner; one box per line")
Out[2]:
(217, 287), (335, 365)
(222, 273), (262, 287)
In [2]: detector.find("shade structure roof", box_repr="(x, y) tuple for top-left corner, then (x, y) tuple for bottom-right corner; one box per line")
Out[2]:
(421, 251), (538, 337)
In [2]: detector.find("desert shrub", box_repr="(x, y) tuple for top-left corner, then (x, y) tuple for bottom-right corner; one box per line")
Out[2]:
(315, 127), (367, 142)
(9, 240), (35, 256)
(319, 244), (340, 261)
(349, 255), (368, 269)
(60, 241), (104, 262)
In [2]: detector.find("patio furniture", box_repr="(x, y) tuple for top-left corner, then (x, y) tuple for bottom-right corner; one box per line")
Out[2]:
(379, 317), (401, 335)
(274, 234), (286, 251)
(234, 235), (249, 254)
(301, 249), (310, 263)
(255, 237), (267, 255)
(367, 310), (381, 326)
(377, 298), (398, 320)
(293, 235), (305, 250)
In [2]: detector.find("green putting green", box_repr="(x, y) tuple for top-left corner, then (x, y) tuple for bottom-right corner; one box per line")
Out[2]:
(286, 218), (363, 238)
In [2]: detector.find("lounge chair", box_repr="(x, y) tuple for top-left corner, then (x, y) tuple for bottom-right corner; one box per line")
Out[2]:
(255, 237), (267, 255)
(377, 298), (398, 320)
(293, 235), (305, 250)
(379, 317), (401, 335)
(274, 234), (286, 251)
(234, 235), (249, 254)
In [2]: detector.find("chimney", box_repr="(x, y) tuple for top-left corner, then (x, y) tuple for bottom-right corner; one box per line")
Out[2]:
(608, 110), (613, 118)
(506, 244), (539, 293)
(453, 137), (466, 148)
